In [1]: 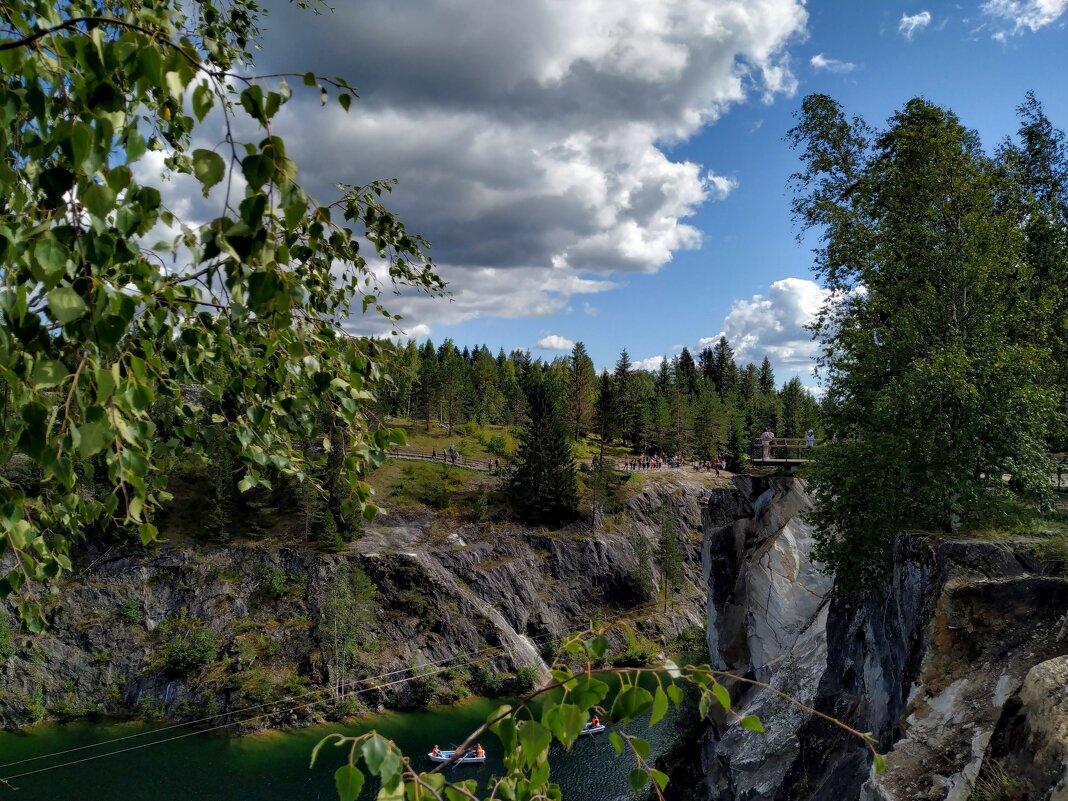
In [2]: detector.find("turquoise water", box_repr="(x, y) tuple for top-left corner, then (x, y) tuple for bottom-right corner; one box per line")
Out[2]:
(0, 692), (688, 800)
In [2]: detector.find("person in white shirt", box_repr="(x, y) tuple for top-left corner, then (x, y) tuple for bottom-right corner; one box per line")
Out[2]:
(760, 427), (773, 460)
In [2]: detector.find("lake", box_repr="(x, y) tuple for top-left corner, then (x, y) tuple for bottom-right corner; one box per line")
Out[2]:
(0, 689), (691, 800)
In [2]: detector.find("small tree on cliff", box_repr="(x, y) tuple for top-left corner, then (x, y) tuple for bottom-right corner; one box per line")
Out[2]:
(507, 376), (579, 525)
(657, 496), (686, 611)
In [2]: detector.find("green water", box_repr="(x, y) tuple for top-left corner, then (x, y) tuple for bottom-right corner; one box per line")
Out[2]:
(0, 693), (689, 800)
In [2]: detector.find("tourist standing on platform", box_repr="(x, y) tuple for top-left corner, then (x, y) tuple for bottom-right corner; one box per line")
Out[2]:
(760, 427), (773, 460)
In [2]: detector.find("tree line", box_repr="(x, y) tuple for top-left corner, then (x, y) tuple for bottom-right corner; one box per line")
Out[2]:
(375, 337), (821, 464)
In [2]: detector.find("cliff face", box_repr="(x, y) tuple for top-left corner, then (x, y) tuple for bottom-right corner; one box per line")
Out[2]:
(0, 474), (709, 729)
(700, 476), (1068, 801)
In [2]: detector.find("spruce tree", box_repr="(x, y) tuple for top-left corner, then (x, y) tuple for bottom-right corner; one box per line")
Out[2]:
(657, 496), (686, 611)
(508, 377), (579, 525)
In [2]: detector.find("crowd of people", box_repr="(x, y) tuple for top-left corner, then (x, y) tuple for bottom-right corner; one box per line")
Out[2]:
(619, 453), (726, 474)
(621, 454), (678, 471)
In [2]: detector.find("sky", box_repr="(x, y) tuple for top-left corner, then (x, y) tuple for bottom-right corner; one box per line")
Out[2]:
(242, 0), (1068, 384)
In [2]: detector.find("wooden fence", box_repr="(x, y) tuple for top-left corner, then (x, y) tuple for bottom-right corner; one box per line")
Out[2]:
(387, 446), (498, 473)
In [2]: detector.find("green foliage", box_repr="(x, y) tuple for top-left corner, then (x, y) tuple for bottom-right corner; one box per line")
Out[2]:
(789, 94), (1066, 584)
(119, 598), (143, 625)
(509, 664), (541, 694)
(632, 535), (656, 601)
(1034, 532), (1068, 577)
(25, 687), (47, 722)
(508, 377), (579, 525)
(137, 694), (166, 722)
(0, 613), (14, 662)
(0, 0), (443, 625)
(474, 666), (506, 696)
(156, 610), (219, 676)
(408, 660), (441, 706)
(262, 568), (308, 602)
(657, 497), (686, 610)
(319, 564), (379, 698)
(611, 633), (660, 667)
(969, 761), (1026, 801)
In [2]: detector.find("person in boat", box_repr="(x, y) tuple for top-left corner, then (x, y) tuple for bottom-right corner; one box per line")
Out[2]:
(475, 744), (485, 759)
(431, 745), (441, 758)
(588, 715), (600, 729)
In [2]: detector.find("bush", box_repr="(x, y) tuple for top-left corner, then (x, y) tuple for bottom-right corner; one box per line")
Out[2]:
(970, 761), (1027, 801)
(262, 568), (308, 601)
(612, 637), (659, 667)
(539, 638), (560, 664)
(509, 664), (541, 694)
(26, 687), (46, 722)
(119, 598), (143, 625)
(0, 614), (14, 662)
(137, 694), (166, 721)
(471, 664), (504, 696)
(485, 433), (513, 458)
(157, 611), (219, 676)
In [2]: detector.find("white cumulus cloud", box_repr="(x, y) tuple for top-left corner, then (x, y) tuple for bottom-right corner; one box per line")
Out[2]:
(809, 53), (857, 73)
(706, 171), (740, 200)
(633, 355), (667, 372)
(705, 277), (829, 379)
(981, 0), (1068, 36)
(898, 10), (933, 38)
(241, 0), (810, 330)
(536, 334), (576, 351)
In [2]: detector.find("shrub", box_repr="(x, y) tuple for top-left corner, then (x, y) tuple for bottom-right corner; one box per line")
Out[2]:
(474, 490), (489, 523)
(510, 664), (541, 694)
(119, 598), (143, 625)
(472, 664), (504, 696)
(26, 687), (46, 722)
(612, 637), (659, 667)
(262, 568), (308, 601)
(539, 638), (560, 664)
(0, 614), (14, 662)
(969, 761), (1026, 801)
(409, 662), (440, 706)
(137, 694), (166, 721)
(157, 611), (219, 676)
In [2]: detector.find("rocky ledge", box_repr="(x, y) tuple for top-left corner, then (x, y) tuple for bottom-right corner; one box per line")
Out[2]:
(0, 473), (710, 730)
(699, 475), (1068, 801)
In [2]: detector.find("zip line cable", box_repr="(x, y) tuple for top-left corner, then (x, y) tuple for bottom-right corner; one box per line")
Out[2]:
(0, 600), (670, 782)
(0, 631), (535, 771)
(0, 640), (538, 784)
(0, 646), (520, 785)
(0, 601), (670, 785)
(0, 597), (668, 772)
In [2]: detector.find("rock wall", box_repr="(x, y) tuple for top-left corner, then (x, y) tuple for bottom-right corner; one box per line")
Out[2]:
(700, 476), (1068, 801)
(0, 476), (708, 729)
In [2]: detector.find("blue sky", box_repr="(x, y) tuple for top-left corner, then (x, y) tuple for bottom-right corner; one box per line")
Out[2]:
(251, 0), (1068, 383)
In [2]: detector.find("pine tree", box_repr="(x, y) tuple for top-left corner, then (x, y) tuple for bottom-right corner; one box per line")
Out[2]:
(614, 349), (635, 446)
(595, 371), (616, 444)
(567, 342), (597, 440)
(758, 357), (776, 396)
(416, 340), (440, 431)
(726, 415), (747, 471)
(633, 535), (655, 601)
(508, 377), (579, 525)
(710, 337), (738, 399)
(677, 347), (699, 399)
(657, 496), (686, 611)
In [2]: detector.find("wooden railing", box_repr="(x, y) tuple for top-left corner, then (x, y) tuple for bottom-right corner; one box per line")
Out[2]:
(386, 446), (499, 473)
(749, 438), (816, 465)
